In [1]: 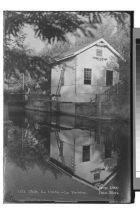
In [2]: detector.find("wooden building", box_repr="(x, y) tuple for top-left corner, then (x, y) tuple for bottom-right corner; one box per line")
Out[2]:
(51, 38), (124, 115)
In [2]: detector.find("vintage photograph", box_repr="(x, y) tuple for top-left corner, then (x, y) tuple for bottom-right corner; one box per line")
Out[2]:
(4, 11), (133, 203)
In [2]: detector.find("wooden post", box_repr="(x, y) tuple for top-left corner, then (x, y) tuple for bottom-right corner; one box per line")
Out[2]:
(22, 73), (24, 91)
(50, 96), (52, 125)
(75, 58), (77, 94)
(97, 94), (102, 117)
(73, 137), (76, 172)
(75, 103), (77, 127)
(50, 96), (52, 113)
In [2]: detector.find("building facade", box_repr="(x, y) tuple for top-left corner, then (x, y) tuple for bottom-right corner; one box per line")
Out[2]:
(51, 38), (124, 115)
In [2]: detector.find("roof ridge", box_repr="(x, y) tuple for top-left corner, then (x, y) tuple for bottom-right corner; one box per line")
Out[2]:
(54, 38), (124, 63)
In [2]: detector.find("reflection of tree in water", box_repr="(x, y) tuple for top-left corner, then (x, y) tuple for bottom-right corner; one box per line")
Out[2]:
(114, 123), (130, 202)
(95, 121), (120, 167)
(98, 122), (130, 202)
(5, 110), (131, 201)
(4, 118), (62, 179)
(90, 121), (130, 201)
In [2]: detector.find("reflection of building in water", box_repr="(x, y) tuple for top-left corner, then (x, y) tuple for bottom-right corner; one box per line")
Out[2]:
(50, 127), (118, 185)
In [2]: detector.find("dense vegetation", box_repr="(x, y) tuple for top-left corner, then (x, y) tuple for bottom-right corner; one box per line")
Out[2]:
(4, 11), (131, 119)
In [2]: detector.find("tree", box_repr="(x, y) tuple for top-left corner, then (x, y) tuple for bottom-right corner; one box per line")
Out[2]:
(4, 11), (131, 92)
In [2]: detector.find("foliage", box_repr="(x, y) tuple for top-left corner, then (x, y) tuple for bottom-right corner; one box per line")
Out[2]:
(4, 11), (131, 94)
(4, 47), (50, 78)
(4, 11), (84, 41)
(41, 12), (131, 61)
(5, 119), (62, 178)
(41, 41), (71, 60)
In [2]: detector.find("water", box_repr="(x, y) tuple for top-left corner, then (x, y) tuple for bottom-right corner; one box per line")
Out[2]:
(4, 106), (131, 203)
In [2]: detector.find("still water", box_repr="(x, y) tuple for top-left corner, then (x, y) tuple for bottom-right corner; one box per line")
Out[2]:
(4, 106), (131, 203)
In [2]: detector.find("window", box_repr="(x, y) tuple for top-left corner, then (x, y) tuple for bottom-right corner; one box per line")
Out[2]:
(94, 172), (100, 180)
(84, 68), (92, 85)
(106, 70), (113, 86)
(96, 48), (102, 57)
(82, 145), (90, 162)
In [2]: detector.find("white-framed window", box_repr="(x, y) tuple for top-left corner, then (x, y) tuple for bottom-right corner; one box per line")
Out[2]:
(106, 70), (113, 86)
(84, 68), (92, 85)
(96, 48), (102, 57)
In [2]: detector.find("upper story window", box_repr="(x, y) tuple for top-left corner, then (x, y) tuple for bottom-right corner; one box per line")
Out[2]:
(84, 68), (92, 85)
(96, 48), (102, 57)
(82, 145), (90, 162)
(106, 70), (113, 86)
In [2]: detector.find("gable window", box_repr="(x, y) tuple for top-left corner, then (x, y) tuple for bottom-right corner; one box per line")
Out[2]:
(94, 172), (100, 181)
(96, 48), (102, 57)
(82, 145), (90, 162)
(106, 70), (113, 86)
(84, 68), (92, 85)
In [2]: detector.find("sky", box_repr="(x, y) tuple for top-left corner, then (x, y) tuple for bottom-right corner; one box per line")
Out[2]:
(23, 24), (46, 54)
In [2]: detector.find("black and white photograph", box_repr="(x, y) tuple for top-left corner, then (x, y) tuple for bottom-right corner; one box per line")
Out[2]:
(3, 11), (133, 203)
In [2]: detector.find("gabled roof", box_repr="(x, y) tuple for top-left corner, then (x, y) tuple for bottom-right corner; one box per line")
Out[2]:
(54, 38), (125, 63)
